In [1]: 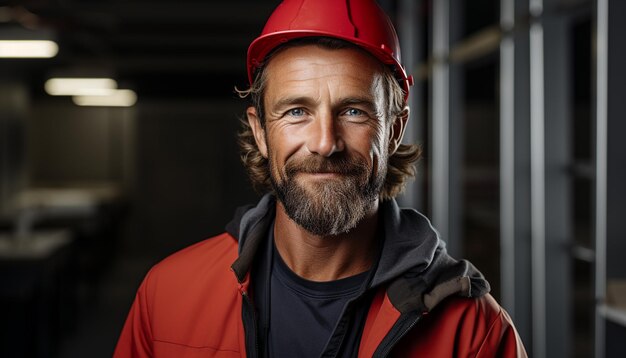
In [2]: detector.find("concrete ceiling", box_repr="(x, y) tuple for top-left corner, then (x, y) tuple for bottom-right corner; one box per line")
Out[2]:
(1, 0), (280, 98)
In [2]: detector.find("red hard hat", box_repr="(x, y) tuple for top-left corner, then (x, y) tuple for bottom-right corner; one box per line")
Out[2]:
(247, 0), (414, 101)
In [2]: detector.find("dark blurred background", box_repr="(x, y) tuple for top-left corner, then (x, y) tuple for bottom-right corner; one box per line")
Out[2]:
(0, 0), (625, 357)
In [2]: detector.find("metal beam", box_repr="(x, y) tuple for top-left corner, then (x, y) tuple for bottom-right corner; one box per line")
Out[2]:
(500, 0), (517, 321)
(396, 0), (424, 211)
(594, 0), (608, 356)
(431, 0), (450, 247)
(529, 1), (547, 357)
(543, 5), (573, 356)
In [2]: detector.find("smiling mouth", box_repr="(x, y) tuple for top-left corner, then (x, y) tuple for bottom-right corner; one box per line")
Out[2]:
(293, 171), (351, 180)
(301, 171), (343, 176)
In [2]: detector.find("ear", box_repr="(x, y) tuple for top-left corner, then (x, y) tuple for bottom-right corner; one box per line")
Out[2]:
(388, 106), (409, 155)
(247, 106), (268, 158)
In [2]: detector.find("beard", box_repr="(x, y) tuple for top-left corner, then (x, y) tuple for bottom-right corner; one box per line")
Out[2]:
(269, 152), (386, 236)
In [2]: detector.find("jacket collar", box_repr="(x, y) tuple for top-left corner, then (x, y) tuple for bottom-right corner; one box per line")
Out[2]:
(228, 194), (276, 283)
(375, 199), (490, 313)
(227, 193), (490, 311)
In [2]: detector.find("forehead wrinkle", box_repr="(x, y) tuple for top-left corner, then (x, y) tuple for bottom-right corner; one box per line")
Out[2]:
(263, 45), (387, 116)
(277, 55), (372, 74)
(268, 50), (378, 84)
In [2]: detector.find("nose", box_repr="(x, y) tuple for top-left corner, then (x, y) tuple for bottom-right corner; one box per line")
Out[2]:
(306, 111), (344, 157)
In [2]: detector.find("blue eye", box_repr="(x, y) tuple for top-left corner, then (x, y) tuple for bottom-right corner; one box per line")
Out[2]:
(287, 108), (305, 117)
(344, 108), (365, 116)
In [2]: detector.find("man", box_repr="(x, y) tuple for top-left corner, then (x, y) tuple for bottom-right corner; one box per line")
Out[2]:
(114, 0), (527, 357)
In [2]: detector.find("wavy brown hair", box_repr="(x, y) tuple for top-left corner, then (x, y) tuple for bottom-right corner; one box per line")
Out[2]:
(237, 38), (421, 200)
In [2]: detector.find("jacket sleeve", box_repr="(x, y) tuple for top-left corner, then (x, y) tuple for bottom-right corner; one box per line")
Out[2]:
(113, 272), (154, 358)
(390, 295), (527, 357)
(475, 307), (527, 358)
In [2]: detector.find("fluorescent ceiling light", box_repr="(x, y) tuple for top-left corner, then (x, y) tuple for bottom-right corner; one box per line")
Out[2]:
(0, 40), (58, 58)
(45, 78), (118, 96)
(72, 89), (137, 107)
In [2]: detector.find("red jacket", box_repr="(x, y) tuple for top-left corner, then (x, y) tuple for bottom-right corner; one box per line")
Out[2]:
(114, 196), (526, 357)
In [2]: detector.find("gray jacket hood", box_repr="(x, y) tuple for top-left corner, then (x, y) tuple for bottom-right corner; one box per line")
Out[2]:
(227, 194), (490, 313)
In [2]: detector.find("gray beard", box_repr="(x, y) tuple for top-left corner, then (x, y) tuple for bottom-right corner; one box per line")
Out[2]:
(270, 155), (385, 236)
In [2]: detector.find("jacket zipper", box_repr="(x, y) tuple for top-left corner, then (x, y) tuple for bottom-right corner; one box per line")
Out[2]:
(373, 313), (422, 358)
(241, 291), (259, 358)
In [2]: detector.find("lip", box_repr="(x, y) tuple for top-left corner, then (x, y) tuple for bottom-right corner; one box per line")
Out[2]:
(299, 172), (344, 178)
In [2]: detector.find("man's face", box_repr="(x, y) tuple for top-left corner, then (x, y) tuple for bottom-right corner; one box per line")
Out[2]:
(248, 45), (395, 236)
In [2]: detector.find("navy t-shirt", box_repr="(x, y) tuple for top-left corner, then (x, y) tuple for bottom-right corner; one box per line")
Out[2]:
(252, 226), (375, 357)
(268, 245), (369, 357)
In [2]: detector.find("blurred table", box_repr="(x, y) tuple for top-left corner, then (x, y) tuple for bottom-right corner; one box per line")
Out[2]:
(0, 184), (126, 357)
(0, 230), (73, 358)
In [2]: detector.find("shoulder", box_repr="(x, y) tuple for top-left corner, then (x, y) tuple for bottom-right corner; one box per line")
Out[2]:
(133, 233), (244, 347)
(394, 294), (526, 357)
(152, 232), (238, 273)
(416, 294), (507, 343)
(149, 232), (237, 277)
(433, 293), (504, 324)
(140, 232), (239, 298)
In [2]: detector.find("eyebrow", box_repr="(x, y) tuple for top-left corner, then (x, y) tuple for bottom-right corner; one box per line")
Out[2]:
(272, 96), (317, 111)
(271, 96), (377, 112)
(337, 97), (377, 113)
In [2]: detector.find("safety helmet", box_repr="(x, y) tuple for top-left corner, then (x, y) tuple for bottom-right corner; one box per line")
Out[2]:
(247, 0), (414, 101)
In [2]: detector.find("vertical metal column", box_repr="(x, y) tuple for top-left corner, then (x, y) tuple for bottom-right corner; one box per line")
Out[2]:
(446, 0), (464, 261)
(594, 0), (608, 356)
(543, 6), (573, 356)
(397, 0), (423, 211)
(502, 0), (534, 346)
(500, 0), (516, 320)
(529, 1), (546, 358)
(431, 0), (450, 244)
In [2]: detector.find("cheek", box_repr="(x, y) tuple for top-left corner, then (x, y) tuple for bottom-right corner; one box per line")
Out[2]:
(367, 127), (391, 177)
(266, 126), (303, 169)
(348, 125), (388, 161)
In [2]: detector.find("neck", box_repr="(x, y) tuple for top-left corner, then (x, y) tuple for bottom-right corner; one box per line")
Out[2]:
(273, 200), (380, 282)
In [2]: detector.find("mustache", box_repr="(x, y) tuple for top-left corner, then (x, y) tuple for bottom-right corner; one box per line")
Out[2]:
(284, 155), (368, 177)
